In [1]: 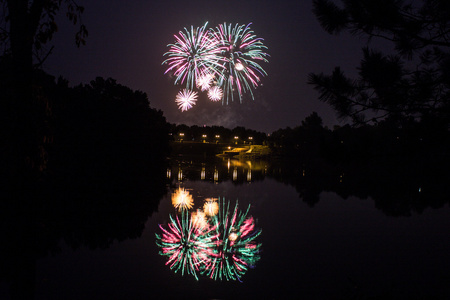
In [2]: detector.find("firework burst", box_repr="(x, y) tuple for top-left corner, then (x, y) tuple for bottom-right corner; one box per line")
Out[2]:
(163, 22), (268, 108)
(175, 89), (198, 112)
(211, 22), (269, 103)
(171, 187), (194, 210)
(203, 198), (219, 216)
(204, 198), (262, 281)
(207, 86), (223, 102)
(157, 195), (261, 281)
(163, 22), (224, 90)
(156, 211), (219, 280)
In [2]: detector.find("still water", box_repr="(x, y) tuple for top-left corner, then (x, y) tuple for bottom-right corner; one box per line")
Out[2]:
(15, 157), (450, 299)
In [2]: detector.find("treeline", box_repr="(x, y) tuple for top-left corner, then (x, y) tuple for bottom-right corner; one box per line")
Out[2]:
(0, 71), (171, 251)
(169, 123), (267, 145)
(269, 112), (450, 163)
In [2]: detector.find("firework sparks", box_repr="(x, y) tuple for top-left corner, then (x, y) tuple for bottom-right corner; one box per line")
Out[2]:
(191, 209), (208, 229)
(162, 22), (223, 90)
(171, 187), (194, 211)
(156, 212), (218, 280)
(196, 72), (214, 91)
(204, 198), (219, 216)
(207, 86), (223, 102)
(175, 89), (198, 112)
(157, 196), (261, 282)
(204, 198), (262, 281)
(163, 22), (268, 106)
(212, 22), (269, 104)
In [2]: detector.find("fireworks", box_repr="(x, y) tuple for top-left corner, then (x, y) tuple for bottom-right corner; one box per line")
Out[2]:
(156, 195), (261, 281)
(171, 187), (194, 210)
(207, 86), (223, 102)
(156, 211), (218, 280)
(163, 22), (269, 110)
(175, 89), (198, 112)
(203, 198), (219, 216)
(204, 200), (261, 281)
(163, 22), (223, 90)
(212, 22), (269, 104)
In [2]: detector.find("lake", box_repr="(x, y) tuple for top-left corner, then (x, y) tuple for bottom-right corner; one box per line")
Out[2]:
(2, 155), (450, 299)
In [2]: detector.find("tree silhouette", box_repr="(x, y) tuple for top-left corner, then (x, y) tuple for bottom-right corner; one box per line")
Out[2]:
(0, 0), (87, 181)
(309, 0), (450, 127)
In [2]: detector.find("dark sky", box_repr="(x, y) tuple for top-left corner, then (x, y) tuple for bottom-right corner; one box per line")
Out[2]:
(44, 0), (375, 133)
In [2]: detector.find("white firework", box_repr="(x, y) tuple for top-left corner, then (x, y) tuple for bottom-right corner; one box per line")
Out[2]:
(196, 73), (214, 91)
(207, 86), (223, 102)
(175, 89), (198, 111)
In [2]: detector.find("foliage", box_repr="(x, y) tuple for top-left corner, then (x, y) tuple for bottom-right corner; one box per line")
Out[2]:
(0, 0), (87, 55)
(309, 0), (450, 126)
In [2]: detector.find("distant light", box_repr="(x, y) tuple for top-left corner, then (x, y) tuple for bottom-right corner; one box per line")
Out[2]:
(202, 134), (207, 138)
(179, 133), (185, 136)
(234, 136), (239, 139)
(215, 134), (220, 138)
(248, 136), (253, 140)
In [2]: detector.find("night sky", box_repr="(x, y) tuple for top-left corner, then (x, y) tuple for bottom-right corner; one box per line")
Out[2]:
(44, 0), (379, 133)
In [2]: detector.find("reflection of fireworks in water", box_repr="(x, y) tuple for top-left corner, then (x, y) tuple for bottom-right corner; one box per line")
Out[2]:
(191, 209), (208, 229)
(175, 89), (198, 112)
(205, 198), (261, 281)
(171, 187), (194, 210)
(157, 196), (261, 281)
(204, 198), (219, 216)
(156, 212), (218, 280)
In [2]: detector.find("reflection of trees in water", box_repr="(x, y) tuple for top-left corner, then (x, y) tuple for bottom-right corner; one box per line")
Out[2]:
(0, 165), (168, 299)
(267, 157), (450, 217)
(157, 196), (261, 281)
(0, 77), (170, 299)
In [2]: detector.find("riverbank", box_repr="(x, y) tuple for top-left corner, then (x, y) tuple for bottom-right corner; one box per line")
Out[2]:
(169, 141), (271, 158)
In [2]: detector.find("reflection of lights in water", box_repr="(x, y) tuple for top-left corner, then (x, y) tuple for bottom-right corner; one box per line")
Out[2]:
(204, 199), (219, 216)
(227, 158), (231, 171)
(247, 170), (251, 182)
(178, 169), (183, 181)
(156, 197), (262, 282)
(167, 168), (171, 179)
(172, 187), (194, 211)
(233, 168), (238, 181)
(214, 168), (219, 182)
(201, 167), (206, 180)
